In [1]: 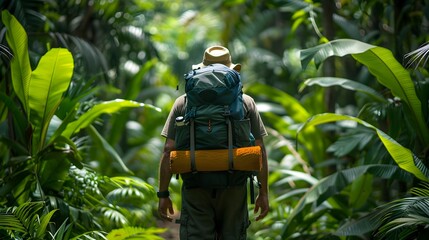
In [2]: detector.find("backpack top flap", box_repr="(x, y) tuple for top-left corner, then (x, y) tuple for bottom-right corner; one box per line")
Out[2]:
(184, 64), (243, 119)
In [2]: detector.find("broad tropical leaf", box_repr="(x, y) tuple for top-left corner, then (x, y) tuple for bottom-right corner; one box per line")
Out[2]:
(60, 99), (160, 139)
(353, 47), (429, 145)
(298, 113), (429, 181)
(300, 39), (374, 69)
(2, 10), (31, 113)
(29, 48), (74, 151)
(300, 39), (429, 145)
(300, 77), (386, 103)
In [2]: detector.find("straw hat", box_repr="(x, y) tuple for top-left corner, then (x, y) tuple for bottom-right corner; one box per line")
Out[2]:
(192, 46), (241, 72)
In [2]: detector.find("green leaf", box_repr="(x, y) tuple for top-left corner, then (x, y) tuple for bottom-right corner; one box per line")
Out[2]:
(87, 125), (132, 174)
(12, 175), (33, 205)
(29, 48), (74, 151)
(300, 77), (386, 103)
(281, 164), (413, 238)
(298, 113), (429, 181)
(300, 39), (429, 145)
(106, 226), (165, 240)
(336, 197), (429, 237)
(247, 83), (327, 163)
(0, 202), (46, 236)
(0, 215), (27, 232)
(349, 174), (373, 209)
(300, 39), (375, 69)
(352, 47), (429, 145)
(36, 209), (58, 238)
(61, 99), (160, 139)
(248, 82), (311, 122)
(2, 10), (32, 113)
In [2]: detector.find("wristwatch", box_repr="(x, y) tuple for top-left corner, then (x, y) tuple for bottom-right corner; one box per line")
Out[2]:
(157, 190), (170, 198)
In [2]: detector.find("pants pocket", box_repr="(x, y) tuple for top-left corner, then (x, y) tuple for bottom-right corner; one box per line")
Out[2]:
(178, 212), (189, 239)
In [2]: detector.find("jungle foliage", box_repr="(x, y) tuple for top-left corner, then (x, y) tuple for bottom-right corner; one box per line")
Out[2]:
(1, 0), (428, 239)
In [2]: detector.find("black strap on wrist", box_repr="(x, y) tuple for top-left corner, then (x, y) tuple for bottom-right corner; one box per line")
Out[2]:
(157, 190), (170, 198)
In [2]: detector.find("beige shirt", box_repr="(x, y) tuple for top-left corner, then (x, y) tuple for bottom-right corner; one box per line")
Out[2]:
(161, 93), (267, 140)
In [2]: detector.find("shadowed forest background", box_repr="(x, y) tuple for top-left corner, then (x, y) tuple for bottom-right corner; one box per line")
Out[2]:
(1, 0), (429, 239)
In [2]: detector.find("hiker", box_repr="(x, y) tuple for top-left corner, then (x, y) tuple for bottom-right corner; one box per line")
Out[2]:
(158, 45), (269, 239)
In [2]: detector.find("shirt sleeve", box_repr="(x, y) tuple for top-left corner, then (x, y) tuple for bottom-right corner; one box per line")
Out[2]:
(161, 94), (186, 139)
(243, 94), (268, 139)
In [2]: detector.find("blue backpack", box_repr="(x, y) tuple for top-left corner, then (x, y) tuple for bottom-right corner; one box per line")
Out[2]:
(174, 64), (255, 188)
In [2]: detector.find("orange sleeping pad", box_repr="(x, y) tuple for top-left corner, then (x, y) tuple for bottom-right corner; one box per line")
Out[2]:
(170, 146), (262, 174)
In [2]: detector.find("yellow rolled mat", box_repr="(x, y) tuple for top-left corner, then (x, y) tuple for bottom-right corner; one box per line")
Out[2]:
(170, 146), (262, 174)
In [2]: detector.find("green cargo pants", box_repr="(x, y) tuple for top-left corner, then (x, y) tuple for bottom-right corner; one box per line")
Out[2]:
(179, 184), (250, 240)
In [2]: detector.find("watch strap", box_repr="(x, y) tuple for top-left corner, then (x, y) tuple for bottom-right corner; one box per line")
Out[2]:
(157, 190), (170, 198)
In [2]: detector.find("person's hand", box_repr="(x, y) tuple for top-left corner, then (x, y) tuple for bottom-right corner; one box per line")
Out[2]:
(254, 193), (269, 221)
(158, 197), (174, 222)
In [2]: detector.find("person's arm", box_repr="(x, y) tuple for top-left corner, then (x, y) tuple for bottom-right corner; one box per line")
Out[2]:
(254, 138), (269, 221)
(158, 138), (175, 222)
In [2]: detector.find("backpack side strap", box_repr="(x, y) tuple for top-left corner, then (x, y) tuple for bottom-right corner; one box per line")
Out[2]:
(223, 105), (234, 172)
(190, 119), (197, 173)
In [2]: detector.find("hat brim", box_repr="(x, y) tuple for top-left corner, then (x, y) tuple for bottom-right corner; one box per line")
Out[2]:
(192, 62), (241, 72)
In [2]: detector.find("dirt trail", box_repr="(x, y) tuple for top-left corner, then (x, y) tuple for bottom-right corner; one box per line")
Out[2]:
(157, 211), (180, 239)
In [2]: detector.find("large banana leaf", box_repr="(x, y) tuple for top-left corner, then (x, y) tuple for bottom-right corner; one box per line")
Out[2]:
(281, 164), (413, 238)
(59, 99), (160, 139)
(300, 39), (429, 145)
(29, 48), (74, 151)
(2, 10), (31, 113)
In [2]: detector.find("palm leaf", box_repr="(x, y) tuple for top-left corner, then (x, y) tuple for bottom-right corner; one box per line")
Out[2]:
(29, 48), (74, 151)
(281, 164), (413, 238)
(336, 197), (429, 236)
(0, 201), (56, 238)
(109, 176), (155, 194)
(404, 42), (429, 69)
(2, 10), (31, 113)
(282, 164), (411, 238)
(70, 231), (108, 240)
